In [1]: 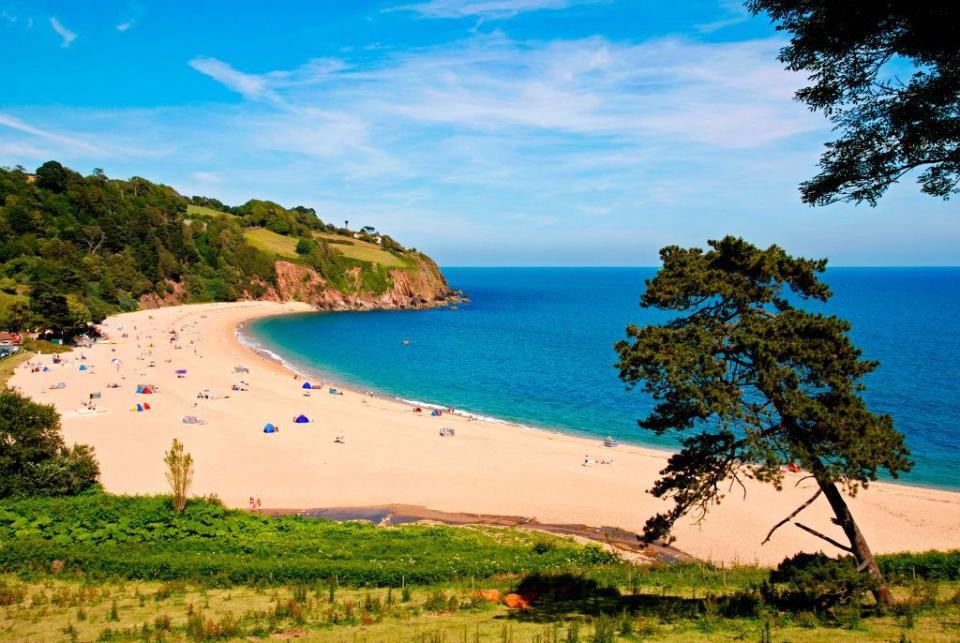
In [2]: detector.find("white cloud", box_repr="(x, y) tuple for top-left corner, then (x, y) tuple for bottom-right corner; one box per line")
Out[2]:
(696, 1), (752, 33)
(49, 17), (76, 48)
(190, 171), (219, 183)
(116, 20), (134, 32)
(189, 57), (281, 103)
(0, 112), (101, 155)
(393, 0), (588, 19)
(190, 34), (817, 148)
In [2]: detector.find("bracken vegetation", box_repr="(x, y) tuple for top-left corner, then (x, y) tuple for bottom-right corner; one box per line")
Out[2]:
(0, 495), (958, 640)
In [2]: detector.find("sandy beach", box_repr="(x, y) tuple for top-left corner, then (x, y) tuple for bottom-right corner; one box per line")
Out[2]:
(9, 301), (960, 565)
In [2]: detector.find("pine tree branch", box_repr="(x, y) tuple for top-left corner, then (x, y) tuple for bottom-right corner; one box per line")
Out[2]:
(794, 521), (853, 553)
(762, 488), (822, 545)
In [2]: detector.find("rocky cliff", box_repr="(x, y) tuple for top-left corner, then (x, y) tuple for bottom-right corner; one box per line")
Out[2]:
(139, 255), (455, 312)
(255, 255), (455, 311)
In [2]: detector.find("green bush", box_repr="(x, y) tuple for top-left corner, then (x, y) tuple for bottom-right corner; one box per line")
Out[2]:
(763, 553), (876, 615)
(878, 550), (960, 581)
(0, 390), (100, 498)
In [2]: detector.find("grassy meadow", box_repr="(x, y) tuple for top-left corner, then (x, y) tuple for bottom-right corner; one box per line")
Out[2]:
(242, 228), (301, 259)
(314, 232), (409, 268)
(185, 204), (236, 219)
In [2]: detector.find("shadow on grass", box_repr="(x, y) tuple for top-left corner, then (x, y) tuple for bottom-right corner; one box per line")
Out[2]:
(500, 573), (760, 624)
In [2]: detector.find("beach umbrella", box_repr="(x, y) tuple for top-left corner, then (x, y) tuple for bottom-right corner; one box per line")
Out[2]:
(263, 423), (276, 434)
(302, 382), (312, 389)
(294, 415), (310, 424)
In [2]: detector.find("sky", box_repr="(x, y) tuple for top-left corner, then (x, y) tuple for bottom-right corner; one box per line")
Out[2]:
(0, 1), (956, 266)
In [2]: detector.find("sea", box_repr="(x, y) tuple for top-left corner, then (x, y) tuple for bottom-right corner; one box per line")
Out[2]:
(244, 267), (960, 491)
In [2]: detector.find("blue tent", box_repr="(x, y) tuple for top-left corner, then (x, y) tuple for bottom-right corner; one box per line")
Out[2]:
(78, 364), (88, 371)
(294, 415), (310, 423)
(263, 423), (276, 433)
(329, 388), (339, 395)
(302, 382), (312, 389)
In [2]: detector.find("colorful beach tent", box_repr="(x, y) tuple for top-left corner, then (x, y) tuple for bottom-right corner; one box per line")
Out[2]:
(302, 382), (312, 389)
(431, 409), (442, 417)
(136, 385), (155, 394)
(294, 415), (310, 423)
(263, 423), (277, 433)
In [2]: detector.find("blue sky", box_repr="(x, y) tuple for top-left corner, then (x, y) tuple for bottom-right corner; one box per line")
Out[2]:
(1, 0), (956, 265)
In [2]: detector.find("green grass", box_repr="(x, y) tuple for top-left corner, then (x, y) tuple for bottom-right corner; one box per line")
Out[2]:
(186, 204), (234, 218)
(0, 570), (957, 641)
(315, 232), (409, 268)
(0, 350), (32, 388)
(243, 228), (300, 259)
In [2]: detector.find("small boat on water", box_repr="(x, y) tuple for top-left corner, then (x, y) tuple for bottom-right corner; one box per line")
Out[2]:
(402, 339), (411, 345)
(603, 436), (619, 448)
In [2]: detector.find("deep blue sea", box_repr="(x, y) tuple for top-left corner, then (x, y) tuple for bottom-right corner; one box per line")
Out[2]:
(246, 267), (960, 491)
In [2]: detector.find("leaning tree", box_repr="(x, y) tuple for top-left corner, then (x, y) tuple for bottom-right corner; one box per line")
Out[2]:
(615, 236), (911, 605)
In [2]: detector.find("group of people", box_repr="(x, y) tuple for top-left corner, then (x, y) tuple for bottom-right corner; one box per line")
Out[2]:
(583, 455), (615, 467)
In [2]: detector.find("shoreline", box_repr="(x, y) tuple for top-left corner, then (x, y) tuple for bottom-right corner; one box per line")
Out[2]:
(238, 316), (960, 496)
(10, 301), (960, 565)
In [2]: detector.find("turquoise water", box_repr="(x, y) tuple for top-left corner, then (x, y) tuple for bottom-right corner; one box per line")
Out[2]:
(246, 267), (960, 491)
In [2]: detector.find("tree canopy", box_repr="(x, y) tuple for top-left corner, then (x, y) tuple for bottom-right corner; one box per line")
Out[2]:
(0, 162), (419, 335)
(748, 0), (959, 205)
(616, 237), (911, 603)
(0, 389), (100, 498)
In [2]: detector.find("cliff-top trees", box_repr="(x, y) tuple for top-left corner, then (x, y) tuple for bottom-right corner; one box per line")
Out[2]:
(748, 0), (959, 206)
(615, 237), (911, 605)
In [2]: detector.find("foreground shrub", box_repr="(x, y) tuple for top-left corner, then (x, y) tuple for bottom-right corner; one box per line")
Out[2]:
(762, 552), (877, 615)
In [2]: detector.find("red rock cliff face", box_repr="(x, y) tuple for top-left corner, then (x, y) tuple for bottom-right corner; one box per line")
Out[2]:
(251, 256), (454, 311)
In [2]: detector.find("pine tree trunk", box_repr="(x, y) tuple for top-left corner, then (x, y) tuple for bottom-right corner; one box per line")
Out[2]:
(814, 477), (895, 606)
